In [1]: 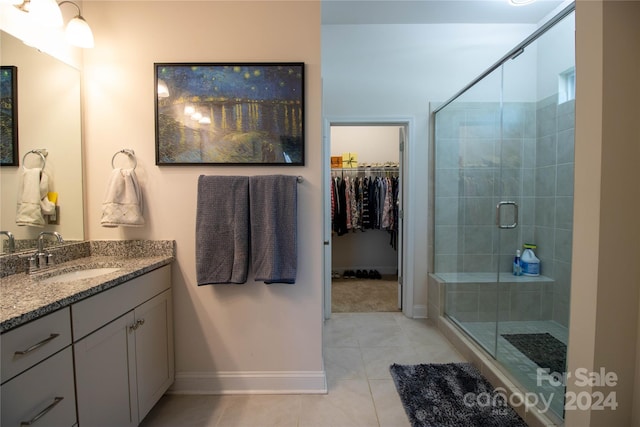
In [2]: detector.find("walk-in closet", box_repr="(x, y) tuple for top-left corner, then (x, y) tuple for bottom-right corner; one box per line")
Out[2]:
(330, 125), (403, 313)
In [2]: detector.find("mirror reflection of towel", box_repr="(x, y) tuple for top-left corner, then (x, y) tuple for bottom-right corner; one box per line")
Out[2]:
(16, 167), (55, 227)
(101, 168), (145, 227)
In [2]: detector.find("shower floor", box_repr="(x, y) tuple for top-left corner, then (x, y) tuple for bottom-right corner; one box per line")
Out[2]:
(456, 319), (568, 418)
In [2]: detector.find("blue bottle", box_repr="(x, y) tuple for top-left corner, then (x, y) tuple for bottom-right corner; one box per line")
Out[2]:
(513, 249), (522, 276)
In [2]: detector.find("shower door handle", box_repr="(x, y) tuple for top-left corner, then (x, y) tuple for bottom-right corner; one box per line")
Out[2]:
(496, 201), (518, 229)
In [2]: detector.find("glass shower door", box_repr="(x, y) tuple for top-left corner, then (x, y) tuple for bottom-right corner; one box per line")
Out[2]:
(436, 7), (575, 421)
(495, 12), (575, 418)
(436, 64), (505, 358)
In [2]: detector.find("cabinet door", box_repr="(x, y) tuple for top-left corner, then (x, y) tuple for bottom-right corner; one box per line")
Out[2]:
(74, 312), (138, 427)
(135, 289), (174, 422)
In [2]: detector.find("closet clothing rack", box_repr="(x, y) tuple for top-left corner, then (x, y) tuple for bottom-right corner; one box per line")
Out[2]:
(331, 166), (399, 177)
(332, 166), (398, 171)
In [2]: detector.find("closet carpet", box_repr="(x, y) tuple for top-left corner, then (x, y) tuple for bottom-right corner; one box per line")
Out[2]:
(332, 276), (399, 313)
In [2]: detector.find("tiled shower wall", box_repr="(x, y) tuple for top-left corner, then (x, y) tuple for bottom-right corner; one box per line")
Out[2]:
(433, 97), (574, 326)
(536, 96), (574, 326)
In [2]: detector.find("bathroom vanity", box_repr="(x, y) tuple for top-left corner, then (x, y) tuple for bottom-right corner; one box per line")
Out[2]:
(0, 240), (175, 427)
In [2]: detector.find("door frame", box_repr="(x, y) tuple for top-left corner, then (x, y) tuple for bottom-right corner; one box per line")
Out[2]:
(323, 117), (415, 319)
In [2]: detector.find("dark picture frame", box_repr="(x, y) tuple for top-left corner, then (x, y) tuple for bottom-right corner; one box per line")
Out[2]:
(0, 66), (18, 166)
(154, 62), (304, 165)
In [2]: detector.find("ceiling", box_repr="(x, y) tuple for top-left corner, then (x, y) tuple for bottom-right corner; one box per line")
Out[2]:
(322, 0), (567, 25)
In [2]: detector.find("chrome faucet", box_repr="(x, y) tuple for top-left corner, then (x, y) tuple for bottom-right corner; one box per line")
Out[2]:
(28, 231), (64, 272)
(38, 231), (64, 253)
(0, 231), (15, 254)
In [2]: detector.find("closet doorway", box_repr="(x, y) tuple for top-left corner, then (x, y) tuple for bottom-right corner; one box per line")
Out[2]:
(326, 123), (407, 315)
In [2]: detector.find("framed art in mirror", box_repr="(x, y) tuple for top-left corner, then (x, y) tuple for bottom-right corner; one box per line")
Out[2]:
(0, 66), (18, 166)
(154, 62), (304, 166)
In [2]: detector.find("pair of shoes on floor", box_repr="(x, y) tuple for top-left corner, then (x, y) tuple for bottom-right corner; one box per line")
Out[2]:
(342, 269), (382, 279)
(331, 271), (341, 279)
(367, 269), (382, 280)
(343, 270), (357, 279)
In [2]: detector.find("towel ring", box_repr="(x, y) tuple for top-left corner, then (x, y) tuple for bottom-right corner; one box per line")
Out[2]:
(22, 149), (47, 169)
(111, 149), (137, 170)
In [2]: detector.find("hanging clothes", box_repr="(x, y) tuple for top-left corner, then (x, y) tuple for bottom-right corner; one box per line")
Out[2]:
(330, 167), (399, 249)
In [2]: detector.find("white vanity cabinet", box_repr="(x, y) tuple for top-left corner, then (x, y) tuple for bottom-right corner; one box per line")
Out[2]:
(0, 308), (77, 427)
(72, 265), (174, 427)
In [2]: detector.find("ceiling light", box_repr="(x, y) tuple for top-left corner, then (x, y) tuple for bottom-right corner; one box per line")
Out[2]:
(508, 0), (536, 5)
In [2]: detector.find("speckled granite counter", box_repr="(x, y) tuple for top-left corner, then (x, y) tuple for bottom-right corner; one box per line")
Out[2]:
(0, 240), (175, 333)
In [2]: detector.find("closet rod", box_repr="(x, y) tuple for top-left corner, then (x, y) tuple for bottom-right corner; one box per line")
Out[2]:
(331, 167), (399, 172)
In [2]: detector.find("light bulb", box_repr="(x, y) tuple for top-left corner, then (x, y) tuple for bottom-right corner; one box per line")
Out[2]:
(29, 0), (63, 27)
(65, 15), (94, 48)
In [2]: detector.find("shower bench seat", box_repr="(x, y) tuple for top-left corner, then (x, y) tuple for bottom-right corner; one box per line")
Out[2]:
(434, 272), (553, 284)
(428, 272), (555, 323)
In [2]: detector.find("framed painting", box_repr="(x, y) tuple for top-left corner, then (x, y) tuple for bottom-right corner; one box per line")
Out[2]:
(0, 66), (18, 166)
(154, 62), (304, 165)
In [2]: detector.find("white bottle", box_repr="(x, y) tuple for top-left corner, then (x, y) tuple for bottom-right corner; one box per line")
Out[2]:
(521, 244), (540, 276)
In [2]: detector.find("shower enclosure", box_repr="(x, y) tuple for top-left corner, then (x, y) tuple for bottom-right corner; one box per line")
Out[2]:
(432, 5), (575, 419)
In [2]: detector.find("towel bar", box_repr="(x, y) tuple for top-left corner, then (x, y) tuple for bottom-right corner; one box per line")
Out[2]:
(22, 149), (47, 169)
(112, 149), (137, 170)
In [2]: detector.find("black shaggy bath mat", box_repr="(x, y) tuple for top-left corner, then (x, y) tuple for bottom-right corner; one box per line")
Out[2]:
(389, 363), (527, 427)
(502, 333), (567, 375)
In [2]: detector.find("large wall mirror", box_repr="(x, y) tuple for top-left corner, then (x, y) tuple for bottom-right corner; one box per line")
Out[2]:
(0, 30), (84, 254)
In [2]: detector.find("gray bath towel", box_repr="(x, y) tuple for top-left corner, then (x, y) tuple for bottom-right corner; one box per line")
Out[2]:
(196, 176), (250, 285)
(249, 175), (298, 284)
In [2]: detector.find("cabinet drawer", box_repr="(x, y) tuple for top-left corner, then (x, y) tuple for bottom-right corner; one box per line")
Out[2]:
(72, 265), (171, 341)
(1, 308), (71, 384)
(1, 346), (77, 427)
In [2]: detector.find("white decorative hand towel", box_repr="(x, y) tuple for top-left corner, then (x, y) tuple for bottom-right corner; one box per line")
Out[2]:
(101, 168), (145, 227)
(16, 167), (56, 227)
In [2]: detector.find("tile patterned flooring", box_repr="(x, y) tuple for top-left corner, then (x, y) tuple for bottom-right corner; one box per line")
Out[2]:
(459, 320), (568, 418)
(140, 312), (467, 427)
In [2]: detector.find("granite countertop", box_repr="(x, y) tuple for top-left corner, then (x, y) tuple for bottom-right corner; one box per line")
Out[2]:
(0, 240), (175, 333)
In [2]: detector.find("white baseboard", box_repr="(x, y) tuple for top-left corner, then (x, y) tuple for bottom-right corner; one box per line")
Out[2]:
(412, 304), (428, 318)
(170, 370), (328, 395)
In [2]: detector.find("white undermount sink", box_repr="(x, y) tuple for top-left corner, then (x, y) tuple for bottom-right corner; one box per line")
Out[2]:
(38, 268), (121, 284)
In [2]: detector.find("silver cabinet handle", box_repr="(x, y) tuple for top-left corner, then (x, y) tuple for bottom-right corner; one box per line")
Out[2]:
(129, 319), (145, 333)
(496, 201), (518, 229)
(20, 396), (63, 426)
(14, 333), (60, 356)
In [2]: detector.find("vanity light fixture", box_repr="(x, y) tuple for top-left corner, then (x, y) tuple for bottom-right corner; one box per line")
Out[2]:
(13, 0), (94, 48)
(157, 79), (170, 98)
(58, 1), (94, 48)
(182, 105), (211, 125)
(28, 0), (63, 27)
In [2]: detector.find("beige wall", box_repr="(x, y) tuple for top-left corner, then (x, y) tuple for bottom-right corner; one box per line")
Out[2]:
(567, 1), (640, 425)
(82, 1), (324, 392)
